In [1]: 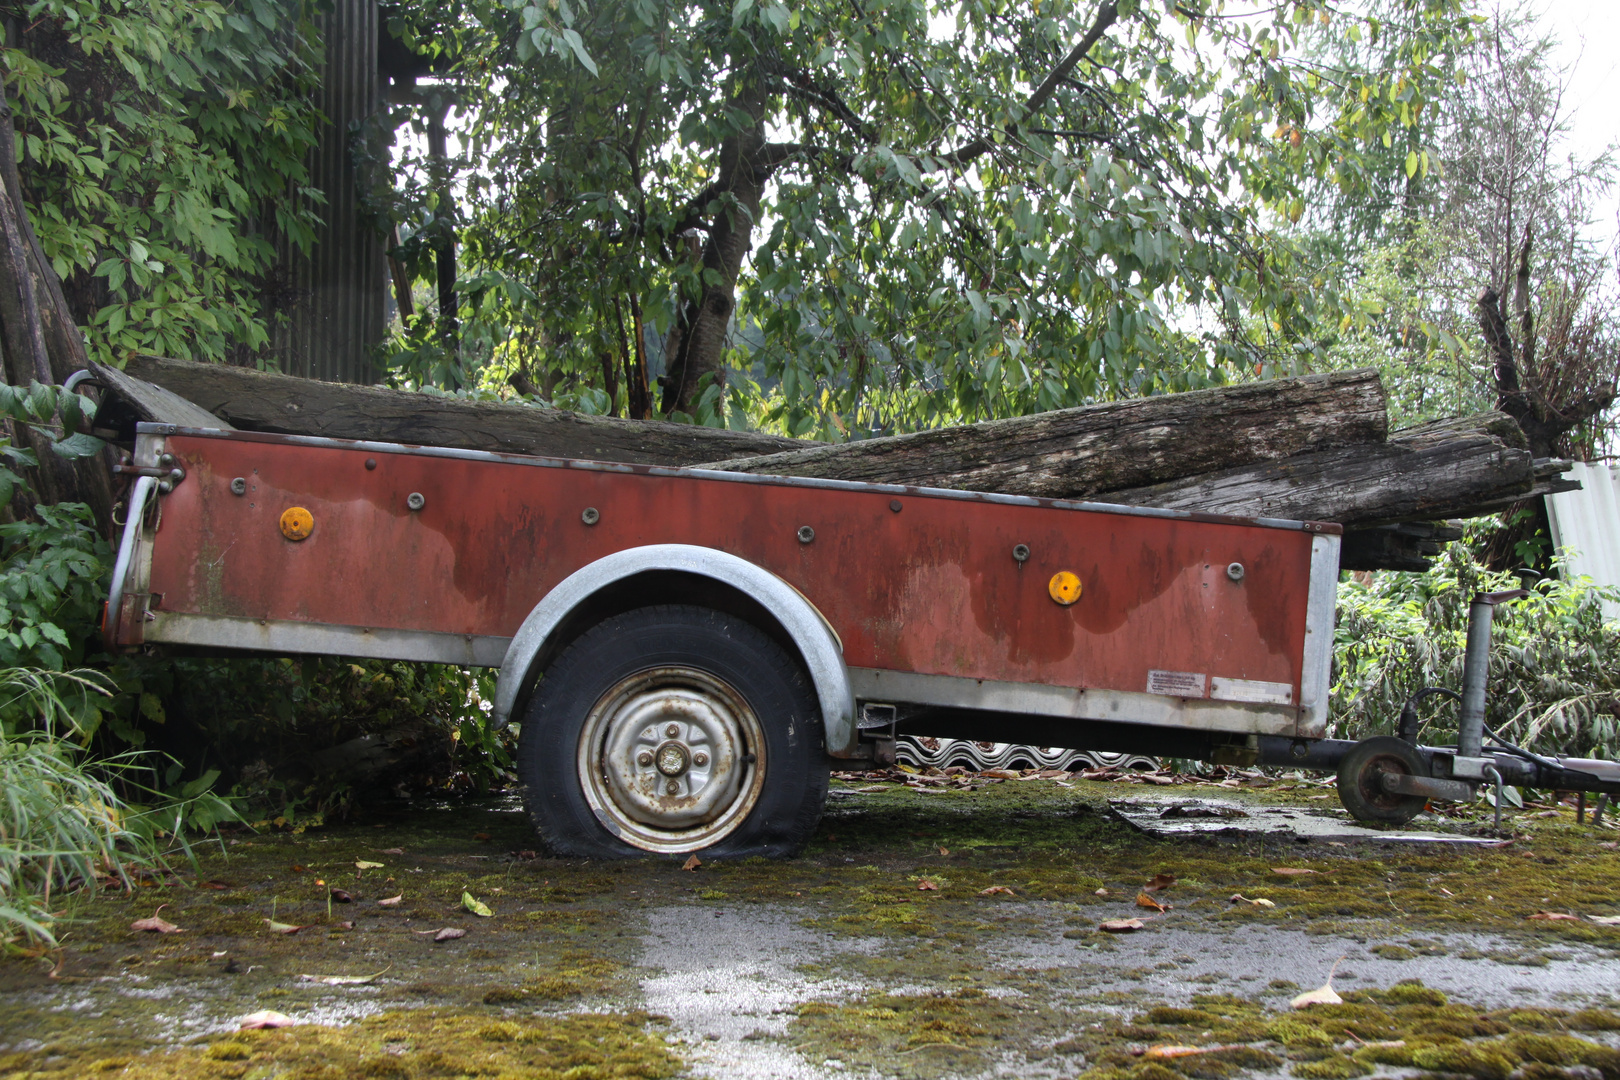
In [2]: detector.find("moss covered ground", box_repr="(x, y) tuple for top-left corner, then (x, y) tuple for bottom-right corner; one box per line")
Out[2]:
(3, 773), (1619, 1079)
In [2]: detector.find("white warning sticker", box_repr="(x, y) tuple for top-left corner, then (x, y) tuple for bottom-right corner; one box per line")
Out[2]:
(1146, 670), (1207, 698)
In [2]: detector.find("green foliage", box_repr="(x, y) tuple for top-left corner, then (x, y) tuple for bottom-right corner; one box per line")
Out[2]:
(382, 0), (1475, 433)
(1332, 542), (1620, 758)
(0, 668), (140, 944)
(3, 0), (323, 365)
(0, 494), (106, 673)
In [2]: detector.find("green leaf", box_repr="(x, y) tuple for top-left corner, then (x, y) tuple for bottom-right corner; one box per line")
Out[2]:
(50, 433), (106, 460)
(462, 891), (494, 917)
(560, 29), (598, 76)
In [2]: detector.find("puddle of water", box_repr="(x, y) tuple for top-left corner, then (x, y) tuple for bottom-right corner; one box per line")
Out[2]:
(1111, 796), (1508, 845)
(637, 904), (881, 1080)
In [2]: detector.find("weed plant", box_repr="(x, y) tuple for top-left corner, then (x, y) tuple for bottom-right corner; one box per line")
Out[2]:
(0, 668), (147, 945)
(1333, 541), (1620, 756)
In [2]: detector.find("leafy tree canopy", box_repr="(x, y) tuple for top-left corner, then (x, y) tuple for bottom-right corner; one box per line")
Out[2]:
(387, 0), (1476, 436)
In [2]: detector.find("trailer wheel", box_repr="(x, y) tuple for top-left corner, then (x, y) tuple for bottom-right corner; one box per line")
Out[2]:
(1336, 736), (1427, 824)
(517, 605), (829, 859)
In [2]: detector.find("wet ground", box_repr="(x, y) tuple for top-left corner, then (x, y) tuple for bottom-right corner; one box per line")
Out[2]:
(5, 773), (1620, 1080)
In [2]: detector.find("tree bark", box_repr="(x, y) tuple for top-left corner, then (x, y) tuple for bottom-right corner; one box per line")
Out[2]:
(659, 84), (770, 417)
(0, 100), (115, 527)
(699, 368), (1389, 498)
(1101, 412), (1537, 528)
(106, 353), (809, 465)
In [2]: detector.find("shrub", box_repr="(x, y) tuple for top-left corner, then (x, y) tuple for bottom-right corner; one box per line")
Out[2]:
(1332, 541), (1620, 757)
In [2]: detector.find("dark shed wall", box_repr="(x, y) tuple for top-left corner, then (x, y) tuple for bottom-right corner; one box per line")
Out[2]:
(271, 0), (386, 384)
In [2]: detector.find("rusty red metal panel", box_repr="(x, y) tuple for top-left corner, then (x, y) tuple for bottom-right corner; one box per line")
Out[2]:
(142, 433), (1318, 701)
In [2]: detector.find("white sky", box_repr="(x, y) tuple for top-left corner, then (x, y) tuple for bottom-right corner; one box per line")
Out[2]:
(1538, 0), (1620, 245)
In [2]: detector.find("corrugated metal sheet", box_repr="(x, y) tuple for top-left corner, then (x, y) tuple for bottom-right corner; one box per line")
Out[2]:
(269, 0), (386, 384)
(1546, 462), (1620, 620)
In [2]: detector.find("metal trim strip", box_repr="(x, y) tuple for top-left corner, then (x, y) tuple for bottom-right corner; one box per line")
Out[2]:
(1297, 533), (1342, 738)
(137, 423), (1342, 536)
(848, 667), (1302, 737)
(146, 612), (513, 668)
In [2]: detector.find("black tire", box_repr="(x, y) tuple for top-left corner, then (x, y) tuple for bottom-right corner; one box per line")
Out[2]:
(1337, 736), (1428, 824)
(516, 604), (830, 859)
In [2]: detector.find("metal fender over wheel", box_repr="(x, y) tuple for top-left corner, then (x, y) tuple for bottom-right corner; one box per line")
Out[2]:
(1336, 736), (1428, 824)
(517, 605), (830, 858)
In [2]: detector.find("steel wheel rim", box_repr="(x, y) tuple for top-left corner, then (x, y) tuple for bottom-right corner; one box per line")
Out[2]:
(577, 666), (766, 854)
(1356, 753), (1417, 811)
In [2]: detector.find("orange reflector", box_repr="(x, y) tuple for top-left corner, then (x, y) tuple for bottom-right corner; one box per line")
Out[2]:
(1048, 571), (1081, 606)
(279, 507), (314, 541)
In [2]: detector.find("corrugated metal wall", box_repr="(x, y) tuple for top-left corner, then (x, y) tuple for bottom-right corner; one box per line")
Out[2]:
(269, 0), (386, 384)
(1546, 462), (1620, 621)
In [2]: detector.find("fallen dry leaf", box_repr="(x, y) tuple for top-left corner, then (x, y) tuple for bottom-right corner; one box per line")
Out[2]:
(238, 1010), (294, 1030)
(1229, 894), (1276, 909)
(1528, 911), (1581, 921)
(1272, 868), (1319, 876)
(195, 880), (231, 890)
(938, 847), (950, 856)
(1143, 873), (1177, 893)
(297, 965), (390, 986)
(1099, 918), (1147, 933)
(329, 889), (354, 903)
(434, 927), (466, 942)
(377, 894), (403, 907)
(289, 865), (306, 874)
(1142, 1046), (1205, 1060)
(681, 855), (702, 871)
(1136, 892), (1169, 912)
(131, 906), (182, 934)
(1587, 915), (1620, 925)
(355, 860), (384, 870)
(264, 919), (307, 934)
(979, 886), (1016, 896)
(379, 848), (405, 855)
(1291, 956), (1345, 1009)
(918, 879), (939, 891)
(1094, 888), (1109, 897)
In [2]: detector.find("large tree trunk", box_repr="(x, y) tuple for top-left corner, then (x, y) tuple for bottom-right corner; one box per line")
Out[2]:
(659, 84), (770, 417)
(0, 100), (114, 526)
(699, 368), (1389, 498)
(106, 353), (808, 465)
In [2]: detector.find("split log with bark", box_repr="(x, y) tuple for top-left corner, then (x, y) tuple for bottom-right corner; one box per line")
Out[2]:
(697, 368), (1389, 498)
(108, 353), (806, 466)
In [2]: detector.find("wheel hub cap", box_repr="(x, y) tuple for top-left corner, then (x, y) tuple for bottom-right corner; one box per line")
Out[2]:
(578, 667), (765, 853)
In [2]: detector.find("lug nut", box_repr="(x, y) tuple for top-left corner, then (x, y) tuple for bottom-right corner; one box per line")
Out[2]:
(693, 752), (708, 767)
(665, 724), (680, 738)
(665, 780), (680, 795)
(637, 751), (653, 767)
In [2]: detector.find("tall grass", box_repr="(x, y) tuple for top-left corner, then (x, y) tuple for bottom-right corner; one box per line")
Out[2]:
(0, 668), (151, 946)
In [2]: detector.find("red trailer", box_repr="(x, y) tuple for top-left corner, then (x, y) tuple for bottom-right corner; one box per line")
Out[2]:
(102, 421), (1364, 856)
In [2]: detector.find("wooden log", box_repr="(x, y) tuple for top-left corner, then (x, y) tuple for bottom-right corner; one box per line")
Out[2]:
(112, 354), (808, 466)
(1101, 412), (1535, 528)
(699, 369), (1389, 498)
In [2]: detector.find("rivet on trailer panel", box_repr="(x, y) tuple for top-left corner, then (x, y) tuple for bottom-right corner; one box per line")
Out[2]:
(230, 477), (247, 495)
(581, 507), (600, 525)
(407, 492), (426, 511)
(1227, 562), (1246, 582)
(365, 458), (377, 470)
(797, 525), (815, 544)
(889, 499), (903, 512)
